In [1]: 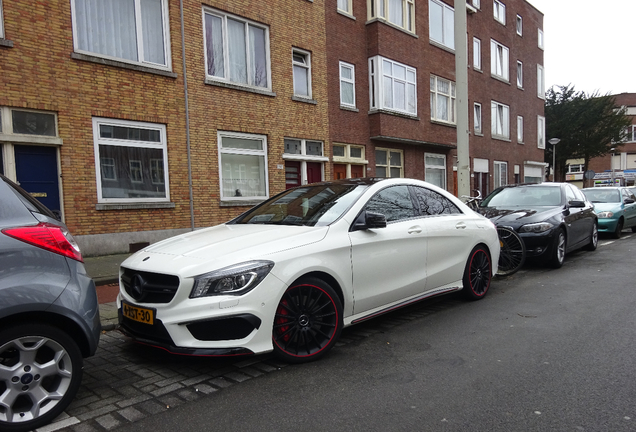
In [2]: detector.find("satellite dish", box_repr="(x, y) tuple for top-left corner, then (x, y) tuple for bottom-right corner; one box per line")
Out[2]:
(584, 170), (595, 180)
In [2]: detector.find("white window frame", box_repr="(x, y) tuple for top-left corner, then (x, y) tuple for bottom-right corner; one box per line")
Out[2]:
(218, 131), (269, 201)
(339, 61), (356, 108)
(333, 144), (368, 179)
(203, 7), (272, 91)
(474, 103), (483, 135)
(337, 0), (353, 15)
(491, 100), (510, 140)
(517, 60), (523, 88)
(71, 0), (172, 71)
(473, 37), (482, 70)
(425, 153), (447, 189)
(490, 39), (509, 81)
(628, 125), (636, 142)
(0, 0), (4, 39)
(375, 148), (404, 178)
(430, 75), (456, 124)
(493, 0), (506, 25)
(429, 0), (455, 50)
(368, 0), (415, 33)
(292, 48), (312, 99)
(537, 64), (545, 99)
(283, 138), (328, 186)
(369, 56), (417, 116)
(538, 28), (544, 50)
(92, 117), (170, 204)
(516, 15), (522, 36)
(537, 115), (546, 149)
(494, 161), (508, 189)
(129, 160), (143, 184)
(472, 0), (481, 9)
(101, 157), (117, 181)
(568, 163), (584, 174)
(150, 158), (164, 184)
(517, 115), (524, 143)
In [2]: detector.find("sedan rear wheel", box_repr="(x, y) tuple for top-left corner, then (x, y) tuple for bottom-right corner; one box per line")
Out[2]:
(585, 222), (598, 251)
(462, 246), (492, 300)
(0, 324), (83, 432)
(613, 218), (624, 239)
(272, 277), (343, 363)
(549, 228), (566, 268)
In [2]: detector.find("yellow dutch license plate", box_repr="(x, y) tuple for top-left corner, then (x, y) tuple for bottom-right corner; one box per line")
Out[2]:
(122, 302), (154, 325)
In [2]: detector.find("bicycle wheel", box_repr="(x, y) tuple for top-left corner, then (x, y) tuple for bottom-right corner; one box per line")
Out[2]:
(496, 226), (526, 276)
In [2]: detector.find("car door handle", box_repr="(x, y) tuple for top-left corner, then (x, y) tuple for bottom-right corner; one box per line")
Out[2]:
(408, 226), (422, 234)
(456, 222), (467, 230)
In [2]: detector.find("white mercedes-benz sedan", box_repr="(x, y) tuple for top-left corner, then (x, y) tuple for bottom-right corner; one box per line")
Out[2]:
(118, 178), (499, 363)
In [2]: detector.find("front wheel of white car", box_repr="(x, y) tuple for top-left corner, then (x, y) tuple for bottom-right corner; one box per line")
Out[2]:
(272, 277), (343, 363)
(0, 324), (83, 432)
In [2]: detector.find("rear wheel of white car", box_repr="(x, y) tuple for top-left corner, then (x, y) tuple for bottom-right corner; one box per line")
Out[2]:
(272, 277), (343, 363)
(462, 245), (492, 301)
(0, 324), (83, 432)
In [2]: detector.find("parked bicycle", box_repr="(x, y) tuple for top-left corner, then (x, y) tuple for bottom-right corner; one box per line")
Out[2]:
(461, 190), (526, 276)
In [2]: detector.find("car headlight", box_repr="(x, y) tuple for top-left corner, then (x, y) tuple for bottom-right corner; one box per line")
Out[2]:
(519, 222), (554, 233)
(190, 260), (275, 298)
(597, 211), (614, 218)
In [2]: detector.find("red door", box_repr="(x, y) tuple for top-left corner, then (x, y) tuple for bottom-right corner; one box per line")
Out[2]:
(334, 164), (347, 180)
(307, 162), (322, 184)
(351, 165), (364, 178)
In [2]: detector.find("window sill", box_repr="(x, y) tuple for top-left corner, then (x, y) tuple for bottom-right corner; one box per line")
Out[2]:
(517, 86), (524, 90)
(0, 133), (63, 145)
(71, 53), (177, 78)
(429, 39), (455, 54)
(474, 132), (484, 137)
(490, 74), (511, 85)
(473, 68), (483, 74)
(366, 17), (418, 39)
(340, 105), (359, 112)
(0, 38), (13, 48)
(368, 108), (419, 121)
(96, 202), (176, 211)
(517, 141), (525, 145)
(337, 10), (356, 20)
(492, 136), (511, 143)
(431, 119), (457, 128)
(205, 78), (276, 97)
(291, 96), (318, 105)
(220, 200), (265, 207)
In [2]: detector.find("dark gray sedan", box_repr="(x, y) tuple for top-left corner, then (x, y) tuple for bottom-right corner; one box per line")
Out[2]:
(0, 174), (100, 432)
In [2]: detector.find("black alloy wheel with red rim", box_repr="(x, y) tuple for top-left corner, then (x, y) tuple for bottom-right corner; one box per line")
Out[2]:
(463, 246), (492, 300)
(272, 277), (343, 363)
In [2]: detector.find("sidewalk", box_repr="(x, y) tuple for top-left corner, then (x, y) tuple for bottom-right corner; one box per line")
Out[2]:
(84, 253), (131, 331)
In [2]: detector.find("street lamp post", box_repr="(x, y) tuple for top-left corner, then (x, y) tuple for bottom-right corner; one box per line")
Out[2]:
(610, 147), (616, 186)
(549, 138), (561, 182)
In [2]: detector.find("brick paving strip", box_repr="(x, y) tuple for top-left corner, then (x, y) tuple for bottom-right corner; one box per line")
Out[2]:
(41, 295), (461, 432)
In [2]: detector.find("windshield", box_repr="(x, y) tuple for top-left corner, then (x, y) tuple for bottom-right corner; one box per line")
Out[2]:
(234, 184), (367, 226)
(582, 188), (620, 203)
(482, 185), (563, 207)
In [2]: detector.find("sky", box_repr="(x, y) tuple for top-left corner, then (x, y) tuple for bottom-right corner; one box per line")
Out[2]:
(525, 0), (636, 96)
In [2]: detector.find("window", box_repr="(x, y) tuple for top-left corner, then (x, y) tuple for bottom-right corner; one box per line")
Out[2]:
(283, 139), (326, 187)
(537, 115), (546, 149)
(627, 125), (636, 142)
(375, 148), (403, 178)
(538, 28), (544, 49)
(491, 101), (510, 139)
(369, 56), (417, 115)
(537, 64), (545, 99)
(473, 37), (482, 70)
(474, 103), (482, 134)
(368, 0), (415, 33)
(430, 75), (456, 124)
(493, 0), (506, 25)
(293, 49), (312, 98)
(365, 185), (416, 222)
(0, 0), (4, 39)
(568, 164), (584, 174)
(429, 0), (454, 50)
(333, 144), (367, 179)
(516, 15), (522, 35)
(472, 0), (481, 9)
(218, 131), (268, 200)
(494, 161), (508, 189)
(93, 118), (169, 203)
(204, 8), (270, 90)
(412, 186), (460, 215)
(11, 110), (57, 136)
(72, 0), (171, 70)
(517, 116), (524, 143)
(338, 0), (353, 15)
(339, 62), (356, 108)
(517, 61), (523, 88)
(425, 153), (446, 189)
(490, 39), (509, 81)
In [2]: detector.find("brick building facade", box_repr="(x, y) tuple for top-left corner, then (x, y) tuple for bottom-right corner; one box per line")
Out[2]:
(0, 0), (544, 256)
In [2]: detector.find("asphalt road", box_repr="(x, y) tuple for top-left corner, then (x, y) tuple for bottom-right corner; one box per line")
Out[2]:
(105, 233), (636, 432)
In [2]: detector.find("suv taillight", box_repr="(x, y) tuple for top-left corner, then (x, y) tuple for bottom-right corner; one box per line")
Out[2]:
(2, 222), (84, 262)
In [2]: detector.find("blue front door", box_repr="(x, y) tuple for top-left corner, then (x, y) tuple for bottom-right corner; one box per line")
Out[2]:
(15, 145), (61, 215)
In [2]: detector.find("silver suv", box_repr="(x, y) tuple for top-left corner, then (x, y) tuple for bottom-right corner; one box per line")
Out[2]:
(0, 174), (100, 432)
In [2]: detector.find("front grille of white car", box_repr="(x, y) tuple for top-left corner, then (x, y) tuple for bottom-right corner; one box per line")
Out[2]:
(121, 268), (180, 303)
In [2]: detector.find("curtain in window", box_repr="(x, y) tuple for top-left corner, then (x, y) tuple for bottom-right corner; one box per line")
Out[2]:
(388, 0), (403, 27)
(293, 56), (309, 96)
(205, 14), (224, 78)
(140, 0), (165, 65)
(425, 168), (444, 188)
(428, 0), (443, 43)
(221, 154), (266, 197)
(249, 25), (267, 88)
(340, 66), (354, 105)
(75, 0), (137, 61)
(227, 18), (247, 84)
(337, 0), (349, 12)
(443, 6), (454, 48)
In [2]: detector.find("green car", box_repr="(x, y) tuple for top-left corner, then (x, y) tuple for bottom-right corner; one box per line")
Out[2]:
(582, 187), (636, 238)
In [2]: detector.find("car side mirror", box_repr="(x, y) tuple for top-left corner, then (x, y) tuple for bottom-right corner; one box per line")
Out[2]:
(568, 200), (586, 208)
(352, 211), (387, 231)
(624, 198), (635, 204)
